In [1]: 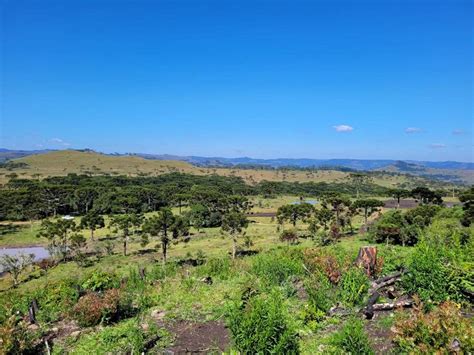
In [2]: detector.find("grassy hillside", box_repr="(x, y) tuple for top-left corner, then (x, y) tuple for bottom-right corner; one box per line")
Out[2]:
(0, 150), (444, 188)
(377, 161), (474, 185)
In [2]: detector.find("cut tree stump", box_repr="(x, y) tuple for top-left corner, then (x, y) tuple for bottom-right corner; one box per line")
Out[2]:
(355, 246), (377, 276)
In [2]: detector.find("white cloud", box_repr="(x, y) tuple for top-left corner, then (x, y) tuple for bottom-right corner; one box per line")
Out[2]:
(452, 129), (464, 135)
(429, 143), (447, 149)
(333, 125), (354, 132)
(405, 127), (422, 134)
(49, 138), (71, 146)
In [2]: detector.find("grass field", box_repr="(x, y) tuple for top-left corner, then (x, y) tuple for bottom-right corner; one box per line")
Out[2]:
(0, 150), (435, 188)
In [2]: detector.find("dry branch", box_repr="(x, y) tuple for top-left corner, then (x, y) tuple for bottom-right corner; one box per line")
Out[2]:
(363, 291), (380, 319)
(369, 271), (402, 293)
(371, 298), (414, 311)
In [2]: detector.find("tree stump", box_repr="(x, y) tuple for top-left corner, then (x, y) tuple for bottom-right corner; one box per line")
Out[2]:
(355, 246), (377, 277)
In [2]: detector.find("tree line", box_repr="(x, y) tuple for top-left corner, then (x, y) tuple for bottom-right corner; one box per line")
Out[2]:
(0, 172), (453, 223)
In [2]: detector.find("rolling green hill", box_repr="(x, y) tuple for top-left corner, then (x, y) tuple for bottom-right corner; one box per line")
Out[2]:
(0, 150), (454, 188)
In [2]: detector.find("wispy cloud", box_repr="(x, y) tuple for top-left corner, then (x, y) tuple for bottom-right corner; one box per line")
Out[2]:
(429, 143), (447, 149)
(452, 129), (464, 135)
(405, 127), (423, 134)
(49, 138), (71, 147)
(333, 124), (354, 132)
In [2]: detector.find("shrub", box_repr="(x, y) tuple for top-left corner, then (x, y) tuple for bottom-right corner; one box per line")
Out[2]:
(303, 248), (349, 284)
(303, 274), (334, 325)
(37, 258), (57, 272)
(81, 270), (119, 291)
(401, 239), (467, 304)
(377, 245), (410, 275)
(251, 249), (303, 287)
(306, 273), (334, 313)
(200, 257), (232, 280)
(0, 312), (39, 354)
(72, 288), (132, 327)
(226, 290), (299, 354)
(72, 318), (169, 353)
(331, 317), (374, 355)
(279, 229), (299, 245)
(72, 292), (104, 327)
(393, 300), (474, 353)
(148, 262), (178, 281)
(339, 268), (369, 307)
(34, 280), (79, 324)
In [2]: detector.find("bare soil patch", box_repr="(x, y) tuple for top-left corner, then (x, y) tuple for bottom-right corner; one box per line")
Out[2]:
(165, 320), (230, 354)
(364, 312), (396, 354)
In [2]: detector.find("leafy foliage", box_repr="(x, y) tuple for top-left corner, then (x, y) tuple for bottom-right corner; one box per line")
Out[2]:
(338, 267), (369, 307)
(331, 317), (374, 355)
(251, 249), (304, 287)
(226, 290), (299, 354)
(393, 300), (474, 353)
(72, 318), (167, 353)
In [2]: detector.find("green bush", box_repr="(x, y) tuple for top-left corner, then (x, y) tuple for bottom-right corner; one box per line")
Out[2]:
(81, 270), (119, 291)
(401, 235), (469, 304)
(339, 268), (369, 307)
(0, 310), (40, 354)
(302, 274), (334, 328)
(305, 273), (334, 314)
(72, 318), (169, 353)
(199, 256), (232, 280)
(377, 245), (411, 275)
(331, 317), (374, 355)
(226, 290), (299, 354)
(148, 262), (178, 281)
(0, 280), (79, 325)
(250, 249), (303, 287)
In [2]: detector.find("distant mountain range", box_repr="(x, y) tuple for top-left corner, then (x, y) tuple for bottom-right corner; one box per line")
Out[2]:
(117, 153), (474, 171)
(1, 148), (472, 171)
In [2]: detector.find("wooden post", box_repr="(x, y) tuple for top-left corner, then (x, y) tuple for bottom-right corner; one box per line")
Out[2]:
(355, 246), (377, 277)
(28, 303), (37, 324)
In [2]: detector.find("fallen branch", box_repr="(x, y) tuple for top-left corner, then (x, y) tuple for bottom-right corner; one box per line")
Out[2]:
(373, 271), (402, 285)
(369, 271), (402, 293)
(372, 298), (414, 311)
(363, 291), (380, 319)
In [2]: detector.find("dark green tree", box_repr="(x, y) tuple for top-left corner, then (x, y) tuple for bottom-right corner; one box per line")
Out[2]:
(353, 199), (385, 225)
(221, 211), (249, 259)
(142, 208), (189, 263)
(37, 218), (84, 261)
(80, 210), (105, 241)
(411, 187), (443, 205)
(388, 188), (410, 209)
(277, 203), (314, 227)
(110, 214), (143, 256)
(459, 187), (474, 227)
(322, 194), (352, 227)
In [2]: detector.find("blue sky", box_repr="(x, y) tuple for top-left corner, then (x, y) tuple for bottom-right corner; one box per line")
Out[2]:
(1, 0), (472, 161)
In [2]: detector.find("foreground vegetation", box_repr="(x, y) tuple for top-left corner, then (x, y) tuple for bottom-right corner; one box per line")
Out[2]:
(0, 168), (472, 353)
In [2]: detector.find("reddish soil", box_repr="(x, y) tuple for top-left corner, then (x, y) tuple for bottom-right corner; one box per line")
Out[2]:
(165, 320), (231, 354)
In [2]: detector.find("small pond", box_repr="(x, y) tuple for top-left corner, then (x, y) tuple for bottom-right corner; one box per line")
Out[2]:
(0, 246), (50, 272)
(291, 199), (319, 205)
